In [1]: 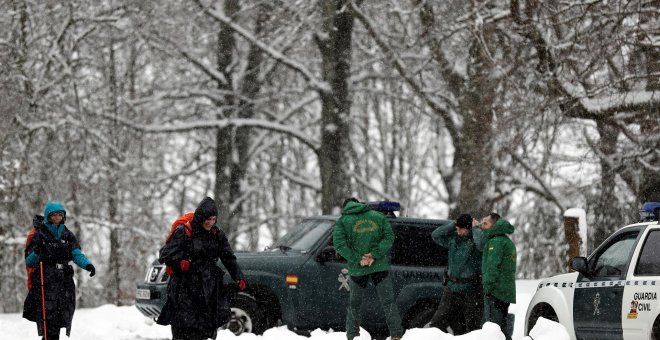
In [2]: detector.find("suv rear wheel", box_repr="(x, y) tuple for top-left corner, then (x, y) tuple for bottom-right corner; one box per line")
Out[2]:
(403, 300), (439, 329)
(222, 293), (266, 335)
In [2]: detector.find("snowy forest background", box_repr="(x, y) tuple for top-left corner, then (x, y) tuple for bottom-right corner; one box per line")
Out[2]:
(0, 0), (658, 313)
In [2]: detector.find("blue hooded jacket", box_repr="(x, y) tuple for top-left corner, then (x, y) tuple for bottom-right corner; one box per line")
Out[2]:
(25, 202), (92, 269)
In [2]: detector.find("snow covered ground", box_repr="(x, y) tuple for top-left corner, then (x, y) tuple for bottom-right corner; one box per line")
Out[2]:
(0, 280), (570, 340)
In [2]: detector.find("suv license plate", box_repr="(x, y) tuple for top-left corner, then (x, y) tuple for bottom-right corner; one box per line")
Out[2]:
(136, 288), (150, 300)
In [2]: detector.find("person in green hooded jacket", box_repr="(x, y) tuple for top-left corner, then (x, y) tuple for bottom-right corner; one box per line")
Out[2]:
(428, 213), (486, 335)
(481, 213), (516, 340)
(333, 198), (403, 340)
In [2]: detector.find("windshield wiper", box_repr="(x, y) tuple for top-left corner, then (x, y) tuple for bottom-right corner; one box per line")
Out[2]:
(278, 245), (292, 252)
(264, 244), (292, 252)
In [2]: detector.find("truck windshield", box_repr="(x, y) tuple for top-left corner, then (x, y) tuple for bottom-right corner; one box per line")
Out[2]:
(268, 219), (335, 252)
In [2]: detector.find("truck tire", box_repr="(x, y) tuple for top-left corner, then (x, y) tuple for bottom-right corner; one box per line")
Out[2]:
(222, 293), (267, 335)
(652, 316), (660, 340)
(526, 303), (558, 335)
(403, 300), (439, 329)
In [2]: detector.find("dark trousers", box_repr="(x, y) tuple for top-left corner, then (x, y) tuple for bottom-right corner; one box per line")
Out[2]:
(484, 295), (511, 340)
(345, 271), (403, 340)
(171, 326), (216, 340)
(37, 323), (61, 340)
(429, 288), (482, 335)
(41, 333), (59, 340)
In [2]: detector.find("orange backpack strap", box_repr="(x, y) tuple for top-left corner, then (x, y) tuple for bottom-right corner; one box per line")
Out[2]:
(25, 228), (38, 290)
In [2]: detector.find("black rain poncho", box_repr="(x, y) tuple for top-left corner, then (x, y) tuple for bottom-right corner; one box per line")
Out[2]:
(156, 197), (244, 337)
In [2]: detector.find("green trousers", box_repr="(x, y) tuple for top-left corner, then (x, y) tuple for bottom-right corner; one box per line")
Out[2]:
(484, 295), (511, 340)
(345, 272), (403, 340)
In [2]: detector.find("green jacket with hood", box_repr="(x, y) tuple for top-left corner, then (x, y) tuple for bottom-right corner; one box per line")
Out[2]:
(482, 218), (517, 303)
(432, 221), (486, 292)
(333, 201), (394, 277)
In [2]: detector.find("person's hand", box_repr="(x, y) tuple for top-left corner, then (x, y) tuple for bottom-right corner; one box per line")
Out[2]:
(239, 279), (247, 291)
(472, 218), (481, 228)
(85, 264), (96, 277)
(179, 260), (190, 272)
(360, 253), (374, 267)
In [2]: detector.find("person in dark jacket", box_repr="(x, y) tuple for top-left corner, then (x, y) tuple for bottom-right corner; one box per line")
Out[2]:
(429, 213), (486, 335)
(157, 197), (246, 340)
(481, 213), (516, 340)
(333, 198), (403, 340)
(23, 202), (96, 340)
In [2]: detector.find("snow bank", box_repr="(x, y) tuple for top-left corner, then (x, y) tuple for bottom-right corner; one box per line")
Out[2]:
(523, 317), (570, 340)
(1, 280), (572, 340)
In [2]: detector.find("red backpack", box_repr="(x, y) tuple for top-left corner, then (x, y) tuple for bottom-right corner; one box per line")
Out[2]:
(164, 212), (194, 276)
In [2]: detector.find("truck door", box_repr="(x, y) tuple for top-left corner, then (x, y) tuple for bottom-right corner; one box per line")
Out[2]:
(573, 229), (640, 340)
(302, 226), (355, 329)
(621, 228), (660, 340)
(388, 224), (446, 327)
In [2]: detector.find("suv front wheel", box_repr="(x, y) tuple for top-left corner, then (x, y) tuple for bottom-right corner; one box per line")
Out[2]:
(222, 293), (266, 335)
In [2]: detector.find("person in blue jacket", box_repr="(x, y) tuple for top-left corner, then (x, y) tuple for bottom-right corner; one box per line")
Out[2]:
(23, 202), (96, 340)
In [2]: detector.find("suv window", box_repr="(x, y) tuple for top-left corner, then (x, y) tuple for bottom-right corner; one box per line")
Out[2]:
(635, 230), (660, 276)
(269, 219), (335, 252)
(390, 224), (447, 267)
(590, 231), (639, 277)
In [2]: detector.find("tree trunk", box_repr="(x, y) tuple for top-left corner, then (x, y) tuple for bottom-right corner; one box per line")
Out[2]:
(106, 38), (121, 305)
(213, 1), (268, 245)
(317, 0), (354, 213)
(639, 37), (660, 203)
(563, 216), (580, 271)
(214, 0), (240, 238)
(593, 120), (620, 247)
(454, 29), (497, 218)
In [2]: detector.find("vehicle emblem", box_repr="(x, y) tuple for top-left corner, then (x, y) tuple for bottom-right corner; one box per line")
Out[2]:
(593, 293), (601, 316)
(338, 268), (350, 291)
(627, 300), (639, 319)
(150, 267), (160, 282)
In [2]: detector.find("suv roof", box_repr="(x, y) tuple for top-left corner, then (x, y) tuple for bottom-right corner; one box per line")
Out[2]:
(314, 214), (450, 226)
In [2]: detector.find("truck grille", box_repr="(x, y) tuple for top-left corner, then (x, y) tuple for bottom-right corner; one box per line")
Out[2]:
(136, 305), (161, 318)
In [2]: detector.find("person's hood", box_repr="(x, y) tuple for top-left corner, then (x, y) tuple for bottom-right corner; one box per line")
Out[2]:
(43, 201), (66, 239)
(341, 201), (371, 215)
(44, 201), (66, 221)
(486, 218), (514, 237)
(191, 197), (218, 229)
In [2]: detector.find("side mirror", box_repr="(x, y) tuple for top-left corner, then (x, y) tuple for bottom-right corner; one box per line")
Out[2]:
(571, 256), (588, 274)
(316, 246), (337, 263)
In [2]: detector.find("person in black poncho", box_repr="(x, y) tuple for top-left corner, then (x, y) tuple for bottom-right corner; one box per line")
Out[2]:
(157, 197), (246, 340)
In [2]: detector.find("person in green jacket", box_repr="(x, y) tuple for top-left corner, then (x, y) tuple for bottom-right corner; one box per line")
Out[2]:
(333, 198), (403, 340)
(428, 213), (486, 335)
(481, 213), (516, 340)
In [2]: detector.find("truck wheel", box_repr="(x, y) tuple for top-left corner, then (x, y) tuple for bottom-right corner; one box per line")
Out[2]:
(403, 300), (438, 329)
(222, 293), (266, 335)
(526, 303), (558, 335)
(651, 316), (660, 340)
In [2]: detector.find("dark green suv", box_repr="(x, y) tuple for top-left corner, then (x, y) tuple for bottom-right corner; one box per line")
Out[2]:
(136, 202), (449, 336)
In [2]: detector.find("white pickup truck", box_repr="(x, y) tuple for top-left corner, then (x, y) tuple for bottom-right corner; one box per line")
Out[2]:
(525, 202), (660, 340)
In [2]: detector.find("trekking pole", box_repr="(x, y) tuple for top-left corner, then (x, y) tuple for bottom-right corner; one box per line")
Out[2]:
(40, 261), (48, 340)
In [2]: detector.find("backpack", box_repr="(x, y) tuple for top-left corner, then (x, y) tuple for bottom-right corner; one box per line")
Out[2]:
(24, 215), (47, 290)
(164, 212), (194, 276)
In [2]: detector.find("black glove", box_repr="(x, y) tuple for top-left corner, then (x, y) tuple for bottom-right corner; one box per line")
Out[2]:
(86, 264), (96, 277)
